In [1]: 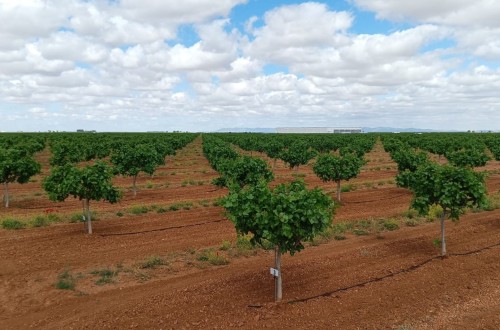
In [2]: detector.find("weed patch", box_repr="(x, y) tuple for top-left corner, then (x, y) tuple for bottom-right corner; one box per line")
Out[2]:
(139, 256), (165, 269)
(352, 229), (369, 236)
(70, 211), (98, 223)
(427, 204), (443, 221)
(219, 240), (232, 251)
(90, 268), (118, 286)
(341, 184), (354, 193)
(1, 218), (26, 230)
(55, 270), (76, 290)
(382, 219), (399, 231)
(32, 216), (50, 227)
(129, 205), (149, 215)
(197, 249), (229, 266)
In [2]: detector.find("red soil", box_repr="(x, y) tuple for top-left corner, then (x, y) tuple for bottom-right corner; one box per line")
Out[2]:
(1, 138), (499, 329)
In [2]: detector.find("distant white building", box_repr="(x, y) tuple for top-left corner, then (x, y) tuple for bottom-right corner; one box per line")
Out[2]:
(276, 127), (362, 134)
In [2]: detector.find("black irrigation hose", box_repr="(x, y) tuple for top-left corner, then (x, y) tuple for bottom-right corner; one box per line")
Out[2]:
(342, 193), (409, 204)
(287, 241), (500, 304)
(449, 241), (500, 256)
(21, 205), (66, 210)
(99, 218), (227, 237)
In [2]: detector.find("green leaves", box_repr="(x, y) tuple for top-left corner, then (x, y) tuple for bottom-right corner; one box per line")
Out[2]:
(312, 152), (365, 201)
(264, 140), (284, 160)
(1, 146), (42, 207)
(215, 155), (274, 188)
(43, 161), (121, 204)
(391, 148), (430, 172)
(223, 180), (334, 255)
(401, 162), (487, 221)
(0, 147), (41, 185)
(111, 143), (165, 178)
(313, 153), (365, 183)
(279, 141), (317, 169)
(446, 148), (490, 168)
(202, 136), (238, 171)
(50, 141), (85, 166)
(203, 136), (273, 188)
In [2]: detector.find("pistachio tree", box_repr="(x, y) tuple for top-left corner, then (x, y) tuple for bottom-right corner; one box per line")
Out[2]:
(446, 148), (490, 168)
(313, 153), (365, 202)
(213, 155), (274, 188)
(223, 180), (334, 302)
(43, 161), (121, 234)
(110, 143), (165, 197)
(397, 163), (487, 256)
(1, 147), (41, 208)
(279, 141), (316, 170)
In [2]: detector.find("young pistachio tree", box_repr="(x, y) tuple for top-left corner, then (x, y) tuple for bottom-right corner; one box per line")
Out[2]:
(397, 163), (487, 256)
(264, 140), (284, 169)
(0, 147), (41, 208)
(212, 155), (274, 188)
(223, 180), (334, 302)
(313, 153), (365, 202)
(43, 161), (121, 234)
(279, 141), (316, 171)
(390, 148), (431, 189)
(110, 143), (165, 197)
(445, 148), (490, 168)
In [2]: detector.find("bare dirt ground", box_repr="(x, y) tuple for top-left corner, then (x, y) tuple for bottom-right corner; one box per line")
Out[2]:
(1, 137), (499, 329)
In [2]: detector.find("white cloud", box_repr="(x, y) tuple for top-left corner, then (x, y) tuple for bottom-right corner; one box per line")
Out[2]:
(119, 0), (247, 24)
(36, 31), (108, 63)
(451, 27), (500, 60)
(246, 2), (352, 63)
(1, 0), (500, 132)
(353, 0), (500, 28)
(0, 0), (69, 51)
(352, 0), (500, 60)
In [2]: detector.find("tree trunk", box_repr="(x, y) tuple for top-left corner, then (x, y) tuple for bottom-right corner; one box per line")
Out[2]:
(3, 182), (9, 208)
(336, 180), (341, 202)
(84, 198), (92, 234)
(275, 245), (282, 303)
(440, 210), (446, 257)
(133, 175), (138, 198)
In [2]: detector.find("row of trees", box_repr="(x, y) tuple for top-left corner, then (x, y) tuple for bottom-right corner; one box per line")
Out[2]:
(383, 136), (488, 256)
(213, 133), (491, 302)
(214, 133), (372, 202)
(1, 133), (196, 234)
(202, 135), (333, 301)
(45, 134), (195, 233)
(1, 140), (44, 208)
(202, 134), (371, 301)
(382, 132), (494, 166)
(3, 132), (496, 302)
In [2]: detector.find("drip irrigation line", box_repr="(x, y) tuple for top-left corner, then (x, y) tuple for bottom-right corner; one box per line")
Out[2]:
(288, 241), (500, 304)
(99, 218), (227, 237)
(449, 241), (500, 256)
(21, 205), (65, 210)
(342, 193), (409, 204)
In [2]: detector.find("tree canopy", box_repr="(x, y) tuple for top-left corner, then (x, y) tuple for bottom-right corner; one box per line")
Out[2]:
(223, 180), (334, 255)
(110, 143), (165, 197)
(213, 155), (274, 188)
(313, 153), (365, 202)
(1, 147), (41, 208)
(397, 162), (487, 256)
(278, 141), (316, 170)
(43, 161), (121, 234)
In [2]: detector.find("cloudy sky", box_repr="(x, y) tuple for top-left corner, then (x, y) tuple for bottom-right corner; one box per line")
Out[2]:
(1, 0), (499, 132)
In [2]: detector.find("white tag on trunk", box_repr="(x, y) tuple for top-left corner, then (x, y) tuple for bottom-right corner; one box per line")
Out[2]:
(270, 268), (279, 277)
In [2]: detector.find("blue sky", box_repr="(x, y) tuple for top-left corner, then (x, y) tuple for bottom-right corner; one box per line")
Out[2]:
(1, 0), (500, 132)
